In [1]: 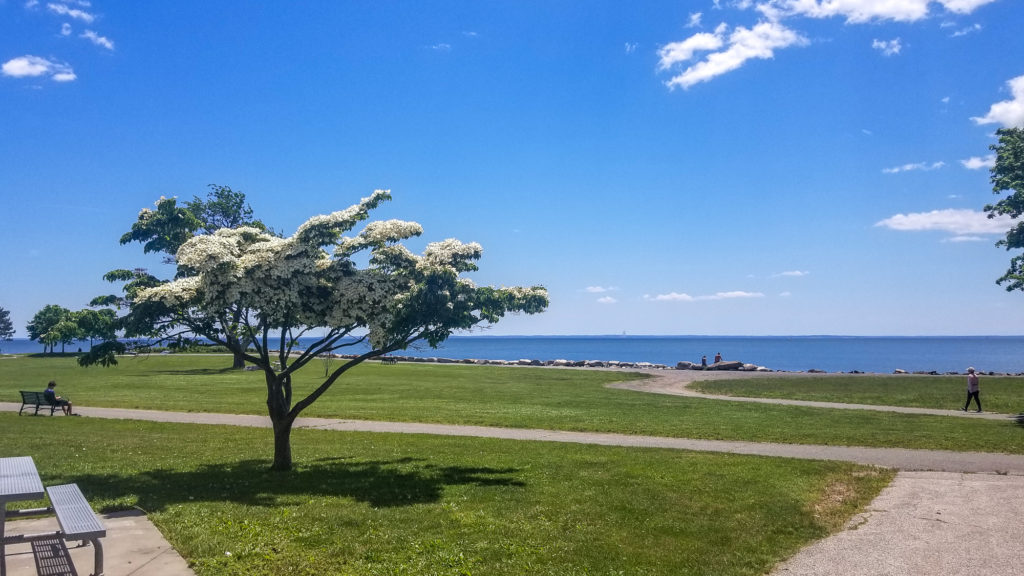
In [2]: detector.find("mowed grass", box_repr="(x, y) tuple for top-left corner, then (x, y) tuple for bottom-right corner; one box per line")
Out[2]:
(692, 375), (1024, 413)
(2, 354), (1024, 454)
(1, 413), (893, 576)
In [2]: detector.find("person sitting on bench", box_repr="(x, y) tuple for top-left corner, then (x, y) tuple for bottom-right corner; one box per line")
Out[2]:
(43, 380), (74, 415)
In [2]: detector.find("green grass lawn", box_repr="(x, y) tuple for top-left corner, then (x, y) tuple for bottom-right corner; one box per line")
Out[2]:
(1, 414), (892, 576)
(3, 354), (1024, 454)
(691, 374), (1024, 413)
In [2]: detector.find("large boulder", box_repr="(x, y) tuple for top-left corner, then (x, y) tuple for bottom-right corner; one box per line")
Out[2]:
(707, 360), (743, 371)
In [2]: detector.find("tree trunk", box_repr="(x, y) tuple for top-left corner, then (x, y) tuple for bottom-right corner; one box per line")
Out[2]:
(271, 416), (294, 471)
(232, 352), (246, 369)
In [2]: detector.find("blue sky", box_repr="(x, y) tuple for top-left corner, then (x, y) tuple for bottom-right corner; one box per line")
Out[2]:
(2, 0), (1023, 337)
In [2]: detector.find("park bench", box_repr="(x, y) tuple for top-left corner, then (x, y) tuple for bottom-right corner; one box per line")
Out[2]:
(380, 357), (398, 365)
(17, 391), (60, 416)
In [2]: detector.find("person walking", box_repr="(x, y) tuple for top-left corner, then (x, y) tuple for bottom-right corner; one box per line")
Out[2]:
(963, 367), (981, 413)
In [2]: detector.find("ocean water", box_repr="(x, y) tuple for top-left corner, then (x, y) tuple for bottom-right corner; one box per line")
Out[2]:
(6, 335), (1023, 374)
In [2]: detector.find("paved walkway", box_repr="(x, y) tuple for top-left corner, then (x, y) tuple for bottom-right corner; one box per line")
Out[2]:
(4, 400), (1024, 474)
(3, 510), (193, 576)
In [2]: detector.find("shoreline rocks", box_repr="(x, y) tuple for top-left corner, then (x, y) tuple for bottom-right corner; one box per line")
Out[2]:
(272, 351), (1007, 375)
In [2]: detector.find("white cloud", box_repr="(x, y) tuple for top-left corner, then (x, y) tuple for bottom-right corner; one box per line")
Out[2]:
(60, 22), (71, 35)
(875, 209), (1011, 235)
(585, 286), (617, 293)
(961, 154), (996, 170)
(80, 29), (113, 50)
(774, 270), (809, 277)
(624, 42), (638, 54)
(647, 292), (694, 302)
(597, 296), (618, 304)
(882, 161), (945, 174)
(658, 24), (727, 70)
(1, 55), (76, 81)
(757, 0), (930, 23)
(646, 290), (764, 302)
(658, 0), (997, 90)
(660, 21), (808, 90)
(943, 235), (986, 243)
(756, 0), (995, 23)
(25, 0), (40, 8)
(972, 75), (1024, 128)
(47, 2), (95, 22)
(430, 43), (452, 52)
(951, 23), (982, 37)
(940, 0), (999, 14)
(779, 291), (792, 297)
(941, 96), (950, 103)
(872, 38), (901, 56)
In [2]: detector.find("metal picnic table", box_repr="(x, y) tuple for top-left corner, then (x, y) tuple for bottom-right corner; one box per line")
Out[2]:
(0, 456), (45, 576)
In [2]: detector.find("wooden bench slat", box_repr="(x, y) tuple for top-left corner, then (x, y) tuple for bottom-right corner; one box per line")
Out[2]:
(46, 484), (106, 540)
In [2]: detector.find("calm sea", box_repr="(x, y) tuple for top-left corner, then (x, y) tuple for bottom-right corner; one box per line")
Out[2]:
(5, 335), (1024, 374)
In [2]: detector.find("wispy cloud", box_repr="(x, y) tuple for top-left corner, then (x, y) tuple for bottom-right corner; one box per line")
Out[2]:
(1, 55), (76, 81)
(658, 0), (996, 89)
(875, 208), (1011, 236)
(872, 38), (902, 56)
(972, 75), (1024, 128)
(757, 0), (997, 23)
(773, 270), (809, 277)
(645, 290), (764, 302)
(47, 2), (95, 23)
(585, 286), (617, 293)
(961, 154), (996, 170)
(81, 29), (113, 50)
(882, 161), (945, 174)
(624, 42), (638, 54)
(659, 21), (807, 90)
(60, 22), (71, 35)
(951, 23), (983, 36)
(430, 43), (452, 52)
(597, 296), (618, 304)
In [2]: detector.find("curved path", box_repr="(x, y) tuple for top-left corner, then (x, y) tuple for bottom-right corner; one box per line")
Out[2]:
(610, 369), (1017, 421)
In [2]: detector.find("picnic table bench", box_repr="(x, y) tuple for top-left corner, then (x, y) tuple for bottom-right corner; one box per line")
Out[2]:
(1, 457), (106, 576)
(17, 391), (61, 416)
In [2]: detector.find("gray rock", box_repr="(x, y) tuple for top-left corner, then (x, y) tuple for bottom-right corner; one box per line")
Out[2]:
(707, 360), (743, 371)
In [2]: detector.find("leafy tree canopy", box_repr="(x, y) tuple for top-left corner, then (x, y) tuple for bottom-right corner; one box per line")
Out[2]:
(0, 306), (14, 344)
(984, 127), (1024, 291)
(26, 304), (77, 353)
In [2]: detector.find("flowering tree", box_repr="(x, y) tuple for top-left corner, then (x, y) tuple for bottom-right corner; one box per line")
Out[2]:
(116, 190), (547, 470)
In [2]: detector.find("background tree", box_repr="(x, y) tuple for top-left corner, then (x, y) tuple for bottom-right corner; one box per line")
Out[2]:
(984, 127), (1024, 290)
(73, 308), (117, 348)
(0, 306), (14, 354)
(26, 304), (77, 353)
(83, 190), (548, 471)
(102, 185), (267, 368)
(186, 184), (268, 234)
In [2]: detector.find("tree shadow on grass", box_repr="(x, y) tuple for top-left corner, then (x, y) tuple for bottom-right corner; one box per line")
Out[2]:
(147, 367), (243, 376)
(61, 456), (524, 513)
